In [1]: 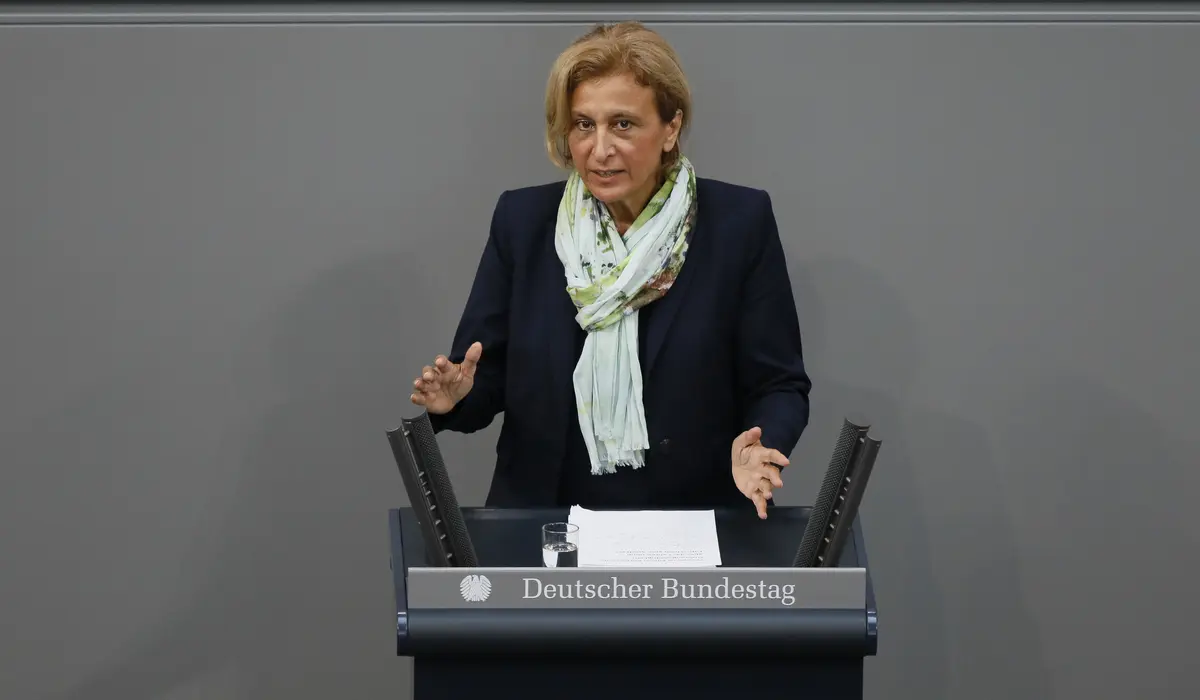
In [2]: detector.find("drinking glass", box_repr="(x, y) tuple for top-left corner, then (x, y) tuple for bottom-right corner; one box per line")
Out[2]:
(541, 522), (579, 567)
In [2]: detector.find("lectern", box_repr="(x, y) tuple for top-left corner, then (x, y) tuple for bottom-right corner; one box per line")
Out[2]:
(387, 505), (879, 700)
(385, 413), (881, 699)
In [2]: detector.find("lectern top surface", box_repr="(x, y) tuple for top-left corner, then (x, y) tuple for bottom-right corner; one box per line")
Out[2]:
(396, 505), (864, 569)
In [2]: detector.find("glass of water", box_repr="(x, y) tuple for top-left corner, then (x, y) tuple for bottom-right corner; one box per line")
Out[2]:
(541, 522), (579, 567)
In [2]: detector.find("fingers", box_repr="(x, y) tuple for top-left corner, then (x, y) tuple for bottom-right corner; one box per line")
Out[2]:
(410, 343), (482, 406)
(410, 364), (436, 403)
(733, 470), (772, 517)
(755, 474), (775, 501)
(421, 363), (443, 389)
(751, 490), (769, 519)
(459, 342), (483, 378)
(759, 448), (790, 469)
(759, 463), (784, 489)
(740, 443), (787, 479)
(731, 428), (789, 469)
(735, 467), (778, 495)
(732, 426), (762, 452)
(736, 457), (783, 487)
(412, 357), (452, 400)
(737, 468), (780, 497)
(731, 431), (784, 519)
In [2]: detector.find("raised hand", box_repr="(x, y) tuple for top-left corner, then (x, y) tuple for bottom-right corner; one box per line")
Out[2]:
(730, 426), (789, 519)
(410, 341), (482, 415)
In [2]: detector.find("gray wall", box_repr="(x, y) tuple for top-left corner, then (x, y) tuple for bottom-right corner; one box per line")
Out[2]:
(2, 3), (1197, 699)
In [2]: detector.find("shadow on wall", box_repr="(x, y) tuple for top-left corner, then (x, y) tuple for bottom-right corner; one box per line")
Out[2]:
(790, 257), (1053, 700)
(48, 252), (471, 700)
(987, 372), (1199, 699)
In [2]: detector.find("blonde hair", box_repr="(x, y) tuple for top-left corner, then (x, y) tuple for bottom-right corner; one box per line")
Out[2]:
(544, 21), (692, 170)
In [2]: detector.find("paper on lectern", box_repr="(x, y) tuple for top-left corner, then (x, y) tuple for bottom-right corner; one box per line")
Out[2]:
(567, 506), (723, 568)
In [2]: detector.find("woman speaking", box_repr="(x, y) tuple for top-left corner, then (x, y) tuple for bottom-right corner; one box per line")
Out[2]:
(410, 22), (811, 518)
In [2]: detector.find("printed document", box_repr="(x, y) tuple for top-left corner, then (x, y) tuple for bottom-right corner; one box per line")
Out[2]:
(567, 506), (723, 567)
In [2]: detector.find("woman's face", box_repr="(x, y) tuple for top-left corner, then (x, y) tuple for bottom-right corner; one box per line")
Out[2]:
(567, 72), (681, 222)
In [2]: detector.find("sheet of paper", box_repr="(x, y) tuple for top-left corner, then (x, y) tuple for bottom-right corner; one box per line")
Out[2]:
(568, 506), (723, 568)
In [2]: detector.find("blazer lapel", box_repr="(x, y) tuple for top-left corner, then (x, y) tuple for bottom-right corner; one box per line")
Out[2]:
(642, 214), (702, 378)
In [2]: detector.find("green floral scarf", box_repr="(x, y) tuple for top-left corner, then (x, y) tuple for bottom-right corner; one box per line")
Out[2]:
(554, 156), (698, 475)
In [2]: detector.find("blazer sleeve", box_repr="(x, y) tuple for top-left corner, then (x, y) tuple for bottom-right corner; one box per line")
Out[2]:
(427, 191), (512, 434)
(736, 190), (813, 460)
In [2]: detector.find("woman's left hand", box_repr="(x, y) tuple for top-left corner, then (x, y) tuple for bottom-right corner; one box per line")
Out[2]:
(731, 426), (788, 519)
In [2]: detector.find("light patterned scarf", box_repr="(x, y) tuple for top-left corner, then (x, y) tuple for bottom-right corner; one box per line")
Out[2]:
(554, 156), (698, 475)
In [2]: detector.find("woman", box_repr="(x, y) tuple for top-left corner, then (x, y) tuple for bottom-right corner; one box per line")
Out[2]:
(410, 22), (811, 518)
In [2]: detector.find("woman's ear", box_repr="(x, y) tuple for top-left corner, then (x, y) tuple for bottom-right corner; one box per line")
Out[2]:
(664, 109), (684, 151)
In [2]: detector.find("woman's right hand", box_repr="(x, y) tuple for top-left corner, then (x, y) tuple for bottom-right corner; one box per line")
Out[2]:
(410, 341), (483, 415)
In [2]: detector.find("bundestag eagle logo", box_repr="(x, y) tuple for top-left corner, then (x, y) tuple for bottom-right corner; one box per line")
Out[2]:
(459, 574), (492, 602)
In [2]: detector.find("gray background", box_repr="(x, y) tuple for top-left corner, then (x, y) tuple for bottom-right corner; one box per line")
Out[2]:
(1, 2), (1197, 699)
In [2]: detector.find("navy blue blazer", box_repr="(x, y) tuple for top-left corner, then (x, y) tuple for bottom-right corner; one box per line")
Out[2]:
(428, 177), (812, 509)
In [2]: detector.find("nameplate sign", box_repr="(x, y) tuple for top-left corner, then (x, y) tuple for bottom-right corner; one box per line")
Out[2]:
(405, 567), (866, 609)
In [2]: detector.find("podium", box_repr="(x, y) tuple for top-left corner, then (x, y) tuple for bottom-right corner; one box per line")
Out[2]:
(387, 505), (879, 700)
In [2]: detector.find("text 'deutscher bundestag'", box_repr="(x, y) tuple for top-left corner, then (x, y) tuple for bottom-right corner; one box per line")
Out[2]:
(406, 567), (866, 609)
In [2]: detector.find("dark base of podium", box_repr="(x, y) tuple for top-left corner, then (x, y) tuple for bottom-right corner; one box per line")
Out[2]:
(412, 655), (863, 699)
